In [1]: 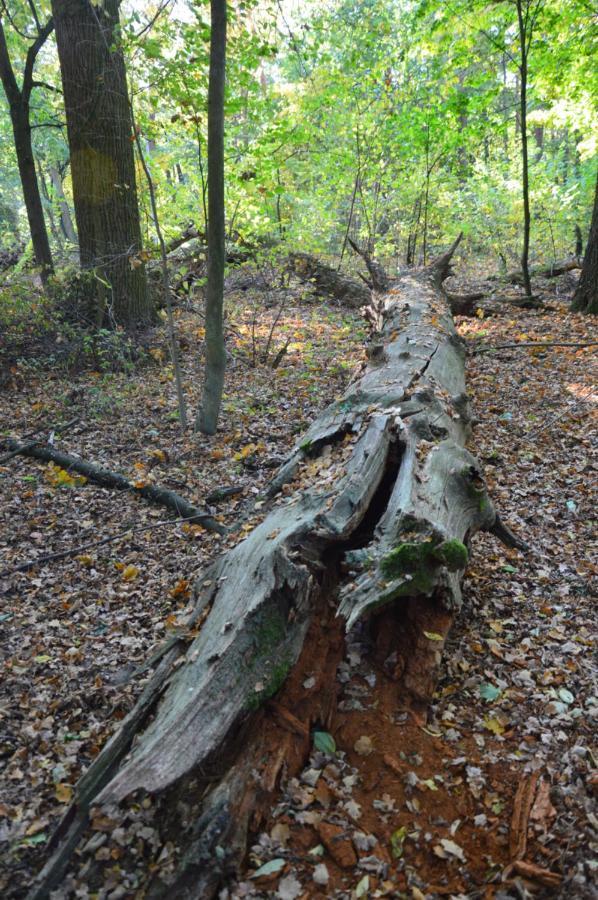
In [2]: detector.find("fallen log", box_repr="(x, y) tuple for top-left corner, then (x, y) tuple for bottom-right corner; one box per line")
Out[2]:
(3, 439), (225, 533)
(290, 249), (482, 316)
(502, 257), (581, 284)
(29, 236), (527, 899)
(289, 251), (370, 307)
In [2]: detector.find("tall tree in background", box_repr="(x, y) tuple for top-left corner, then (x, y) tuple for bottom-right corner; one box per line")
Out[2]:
(0, 9), (54, 280)
(51, 0), (151, 327)
(571, 172), (597, 315)
(196, 0), (227, 435)
(514, 0), (544, 298)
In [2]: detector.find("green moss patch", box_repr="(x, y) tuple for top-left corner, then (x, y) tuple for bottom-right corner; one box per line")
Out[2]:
(380, 537), (468, 585)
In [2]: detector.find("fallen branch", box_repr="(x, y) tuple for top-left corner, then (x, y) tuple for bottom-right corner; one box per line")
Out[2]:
(0, 513), (212, 578)
(348, 237), (389, 292)
(503, 257), (581, 284)
(2, 439), (225, 533)
(471, 341), (598, 355)
(289, 251), (370, 308)
(0, 417), (79, 465)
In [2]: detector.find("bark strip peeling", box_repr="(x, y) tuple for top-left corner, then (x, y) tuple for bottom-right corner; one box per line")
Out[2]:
(29, 238), (526, 899)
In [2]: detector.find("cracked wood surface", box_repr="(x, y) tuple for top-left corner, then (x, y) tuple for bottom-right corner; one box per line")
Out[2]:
(29, 242), (520, 899)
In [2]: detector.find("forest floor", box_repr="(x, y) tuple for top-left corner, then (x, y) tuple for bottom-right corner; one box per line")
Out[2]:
(0, 263), (596, 899)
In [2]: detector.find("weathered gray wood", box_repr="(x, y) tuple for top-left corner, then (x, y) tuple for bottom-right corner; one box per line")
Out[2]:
(29, 238), (526, 899)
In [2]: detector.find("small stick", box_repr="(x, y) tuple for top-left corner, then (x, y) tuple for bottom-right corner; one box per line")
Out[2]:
(0, 513), (214, 578)
(471, 341), (598, 355)
(0, 417), (79, 465)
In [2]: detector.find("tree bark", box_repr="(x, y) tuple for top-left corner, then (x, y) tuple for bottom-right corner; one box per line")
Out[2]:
(29, 238), (527, 899)
(0, 17), (54, 280)
(51, 0), (151, 327)
(516, 0), (533, 298)
(290, 250), (481, 316)
(571, 172), (598, 314)
(196, 0), (227, 434)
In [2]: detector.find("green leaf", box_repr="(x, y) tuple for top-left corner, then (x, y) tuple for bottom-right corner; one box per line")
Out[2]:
(558, 688), (574, 705)
(313, 731), (336, 754)
(355, 875), (370, 897)
(501, 564), (517, 573)
(20, 833), (47, 846)
(479, 682), (501, 702)
(390, 826), (407, 859)
(250, 858), (286, 878)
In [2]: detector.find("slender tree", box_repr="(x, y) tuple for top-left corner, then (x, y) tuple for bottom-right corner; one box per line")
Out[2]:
(571, 173), (598, 315)
(196, 0), (227, 435)
(51, 0), (151, 327)
(514, 0), (540, 299)
(0, 10), (54, 280)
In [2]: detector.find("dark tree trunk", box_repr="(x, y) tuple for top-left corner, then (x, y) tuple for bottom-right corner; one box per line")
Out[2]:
(0, 18), (54, 281)
(196, 0), (227, 434)
(572, 173), (598, 314)
(51, 0), (151, 328)
(516, 0), (532, 298)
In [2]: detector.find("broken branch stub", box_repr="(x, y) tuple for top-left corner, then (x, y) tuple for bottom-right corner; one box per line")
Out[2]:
(29, 238), (526, 899)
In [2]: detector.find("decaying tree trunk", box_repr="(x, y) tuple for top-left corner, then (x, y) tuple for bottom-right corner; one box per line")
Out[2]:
(29, 237), (526, 899)
(290, 250), (483, 316)
(289, 251), (371, 307)
(503, 257), (581, 284)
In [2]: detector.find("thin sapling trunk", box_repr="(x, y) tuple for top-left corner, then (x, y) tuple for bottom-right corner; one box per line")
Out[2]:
(196, 0), (227, 435)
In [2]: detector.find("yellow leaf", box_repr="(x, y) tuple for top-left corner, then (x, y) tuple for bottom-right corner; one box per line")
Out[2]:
(122, 564), (139, 581)
(423, 631), (444, 641)
(483, 716), (505, 735)
(77, 555), (93, 567)
(476, 308), (484, 319)
(55, 783), (73, 804)
(170, 578), (190, 598)
(45, 463), (87, 488)
(234, 443), (257, 461)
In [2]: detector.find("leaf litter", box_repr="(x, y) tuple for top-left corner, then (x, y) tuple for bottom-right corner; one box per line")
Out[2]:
(0, 269), (596, 898)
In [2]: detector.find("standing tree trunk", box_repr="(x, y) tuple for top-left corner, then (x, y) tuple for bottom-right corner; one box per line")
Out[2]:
(516, 0), (533, 298)
(0, 17), (54, 281)
(196, 0), (227, 434)
(51, 0), (151, 328)
(571, 172), (598, 314)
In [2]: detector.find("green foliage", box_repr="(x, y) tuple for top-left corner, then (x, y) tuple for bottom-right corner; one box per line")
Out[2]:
(0, 0), (595, 295)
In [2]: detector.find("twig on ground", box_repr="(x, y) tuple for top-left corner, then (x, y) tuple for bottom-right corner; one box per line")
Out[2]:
(471, 341), (598, 355)
(0, 417), (79, 465)
(0, 512), (213, 578)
